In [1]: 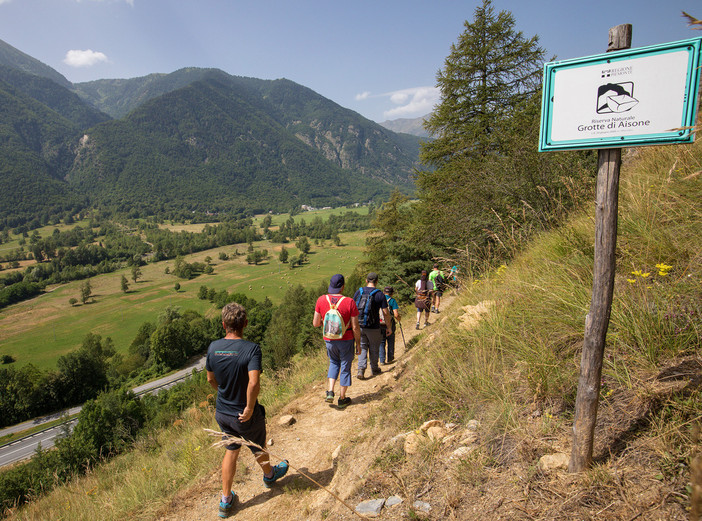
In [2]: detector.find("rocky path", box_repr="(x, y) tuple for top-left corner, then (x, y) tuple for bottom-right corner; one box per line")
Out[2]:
(155, 294), (457, 521)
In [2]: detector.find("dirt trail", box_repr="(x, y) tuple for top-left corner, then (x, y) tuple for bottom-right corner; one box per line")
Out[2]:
(155, 293), (458, 521)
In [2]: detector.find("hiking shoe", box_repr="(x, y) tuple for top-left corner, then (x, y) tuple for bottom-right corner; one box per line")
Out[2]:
(338, 397), (352, 409)
(263, 460), (289, 488)
(386, 358), (394, 364)
(424, 321), (430, 327)
(357, 371), (366, 380)
(371, 368), (382, 376)
(218, 491), (237, 518)
(325, 390), (334, 403)
(415, 323), (420, 330)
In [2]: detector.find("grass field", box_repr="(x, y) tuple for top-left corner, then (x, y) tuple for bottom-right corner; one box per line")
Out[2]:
(0, 230), (367, 370)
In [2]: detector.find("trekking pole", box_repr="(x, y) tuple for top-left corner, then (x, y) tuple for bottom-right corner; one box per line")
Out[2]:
(399, 321), (407, 349)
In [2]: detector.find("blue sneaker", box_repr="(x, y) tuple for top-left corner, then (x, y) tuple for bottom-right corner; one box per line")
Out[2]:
(218, 491), (237, 518)
(263, 460), (289, 488)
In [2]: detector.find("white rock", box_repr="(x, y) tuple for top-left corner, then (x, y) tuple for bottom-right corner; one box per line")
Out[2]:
(426, 426), (448, 441)
(451, 446), (474, 459)
(413, 500), (431, 513)
(356, 499), (385, 517)
(466, 419), (480, 431)
(386, 495), (403, 507)
(537, 453), (569, 472)
(419, 419), (443, 432)
(278, 415), (296, 427)
(267, 438), (274, 447)
(404, 432), (422, 455)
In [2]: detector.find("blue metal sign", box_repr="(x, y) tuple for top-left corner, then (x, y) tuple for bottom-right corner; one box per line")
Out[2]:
(539, 38), (702, 151)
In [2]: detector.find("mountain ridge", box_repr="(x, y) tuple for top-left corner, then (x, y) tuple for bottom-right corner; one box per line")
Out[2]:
(0, 40), (422, 226)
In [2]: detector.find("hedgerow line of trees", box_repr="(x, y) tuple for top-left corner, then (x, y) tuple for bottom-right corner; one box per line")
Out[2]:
(0, 209), (372, 310)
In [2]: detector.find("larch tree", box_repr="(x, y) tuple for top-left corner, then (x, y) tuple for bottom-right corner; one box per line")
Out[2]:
(412, 0), (593, 262)
(422, 0), (545, 167)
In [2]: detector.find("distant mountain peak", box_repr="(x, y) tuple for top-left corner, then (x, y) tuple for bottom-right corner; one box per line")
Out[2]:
(379, 115), (431, 138)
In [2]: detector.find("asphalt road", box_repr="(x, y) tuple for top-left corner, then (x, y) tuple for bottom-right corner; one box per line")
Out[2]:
(0, 356), (206, 468)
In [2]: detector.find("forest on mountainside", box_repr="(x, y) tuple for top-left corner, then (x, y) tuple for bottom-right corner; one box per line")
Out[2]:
(0, 53), (422, 229)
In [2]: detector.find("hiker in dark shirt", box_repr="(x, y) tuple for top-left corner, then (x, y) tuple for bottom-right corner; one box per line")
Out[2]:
(353, 272), (392, 379)
(206, 302), (289, 518)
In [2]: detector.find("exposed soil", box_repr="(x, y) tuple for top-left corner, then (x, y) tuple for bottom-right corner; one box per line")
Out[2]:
(153, 291), (696, 520)
(154, 296), (454, 521)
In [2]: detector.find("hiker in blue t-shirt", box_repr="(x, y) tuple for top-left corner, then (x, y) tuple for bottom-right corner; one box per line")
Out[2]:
(353, 272), (391, 380)
(379, 286), (401, 365)
(206, 302), (289, 518)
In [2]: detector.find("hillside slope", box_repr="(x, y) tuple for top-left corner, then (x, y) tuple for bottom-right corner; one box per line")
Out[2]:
(67, 73), (397, 214)
(5, 139), (700, 520)
(154, 296), (455, 521)
(1, 39), (421, 226)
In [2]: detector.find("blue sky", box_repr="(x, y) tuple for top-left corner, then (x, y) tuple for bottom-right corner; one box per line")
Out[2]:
(0, 0), (699, 122)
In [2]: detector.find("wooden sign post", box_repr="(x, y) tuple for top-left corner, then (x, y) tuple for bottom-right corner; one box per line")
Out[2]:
(569, 24), (632, 473)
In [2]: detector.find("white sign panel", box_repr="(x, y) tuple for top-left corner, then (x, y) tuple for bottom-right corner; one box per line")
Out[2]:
(540, 38), (702, 151)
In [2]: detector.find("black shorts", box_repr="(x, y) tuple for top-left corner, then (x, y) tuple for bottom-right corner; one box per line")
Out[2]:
(215, 403), (267, 454)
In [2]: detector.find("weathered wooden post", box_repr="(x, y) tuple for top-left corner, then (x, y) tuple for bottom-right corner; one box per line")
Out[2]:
(569, 24), (632, 473)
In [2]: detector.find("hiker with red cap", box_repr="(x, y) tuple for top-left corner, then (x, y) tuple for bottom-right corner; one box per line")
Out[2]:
(313, 274), (361, 409)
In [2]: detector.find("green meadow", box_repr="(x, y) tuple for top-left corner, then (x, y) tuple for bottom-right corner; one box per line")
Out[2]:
(0, 230), (367, 370)
(252, 205), (370, 227)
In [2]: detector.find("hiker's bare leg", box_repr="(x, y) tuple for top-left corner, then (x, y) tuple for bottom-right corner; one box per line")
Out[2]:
(328, 377), (336, 394)
(436, 294), (441, 311)
(339, 385), (348, 399)
(222, 448), (240, 497)
(254, 450), (273, 475)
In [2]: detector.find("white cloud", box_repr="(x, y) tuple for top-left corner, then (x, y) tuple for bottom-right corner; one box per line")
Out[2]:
(0, 0), (13, 5)
(63, 49), (109, 68)
(355, 91), (371, 101)
(383, 86), (440, 119)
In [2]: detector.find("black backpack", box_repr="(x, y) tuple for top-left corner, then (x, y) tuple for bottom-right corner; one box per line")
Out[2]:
(435, 273), (446, 291)
(355, 287), (380, 327)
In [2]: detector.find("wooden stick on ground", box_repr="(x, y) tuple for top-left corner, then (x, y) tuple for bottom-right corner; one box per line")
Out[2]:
(204, 429), (369, 520)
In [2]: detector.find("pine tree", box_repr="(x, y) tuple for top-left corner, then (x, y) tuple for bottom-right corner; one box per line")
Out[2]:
(421, 0), (545, 167)
(409, 0), (594, 258)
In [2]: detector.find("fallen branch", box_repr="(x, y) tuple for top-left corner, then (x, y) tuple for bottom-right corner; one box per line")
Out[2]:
(204, 429), (368, 520)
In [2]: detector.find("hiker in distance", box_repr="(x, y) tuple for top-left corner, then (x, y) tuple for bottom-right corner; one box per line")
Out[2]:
(379, 285), (401, 365)
(353, 272), (392, 380)
(428, 264), (447, 313)
(312, 273), (362, 409)
(415, 270), (434, 329)
(206, 302), (289, 519)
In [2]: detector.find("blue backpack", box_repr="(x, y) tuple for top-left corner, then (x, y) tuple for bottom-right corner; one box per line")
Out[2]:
(355, 287), (380, 327)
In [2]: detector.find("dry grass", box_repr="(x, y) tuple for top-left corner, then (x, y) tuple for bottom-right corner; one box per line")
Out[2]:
(352, 141), (701, 520)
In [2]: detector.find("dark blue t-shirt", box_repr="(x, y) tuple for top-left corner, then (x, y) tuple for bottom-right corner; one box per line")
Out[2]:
(352, 286), (388, 329)
(205, 338), (262, 417)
